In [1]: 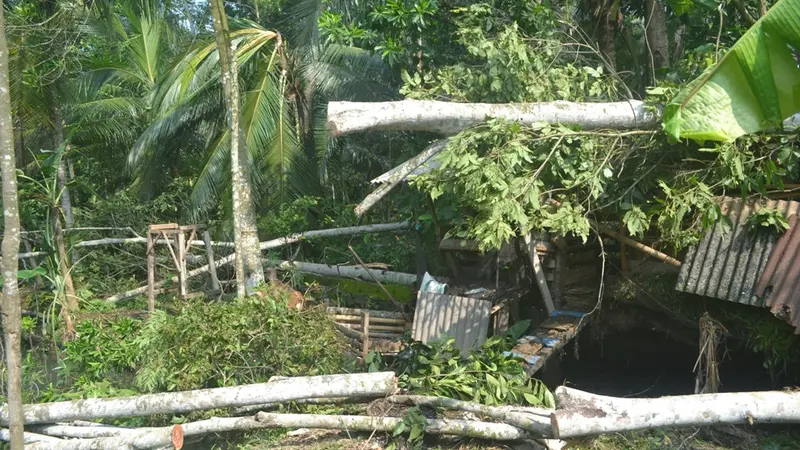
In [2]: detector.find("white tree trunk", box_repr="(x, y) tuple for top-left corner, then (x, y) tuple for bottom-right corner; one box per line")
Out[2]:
(551, 386), (800, 439)
(0, 4), (25, 447)
(209, 0), (264, 296)
(327, 100), (657, 137)
(356, 140), (447, 217)
(0, 372), (396, 425)
(388, 395), (552, 436)
(0, 429), (62, 444)
(28, 413), (533, 450)
(278, 261), (417, 286)
(104, 221), (408, 302)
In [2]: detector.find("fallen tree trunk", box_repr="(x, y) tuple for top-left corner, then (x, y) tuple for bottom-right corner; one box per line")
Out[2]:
(229, 396), (375, 416)
(388, 395), (552, 436)
(277, 261), (418, 286)
(0, 428), (62, 443)
(105, 221), (409, 302)
(0, 372), (396, 425)
(550, 386), (800, 438)
(28, 413), (533, 450)
(327, 100), (657, 137)
(356, 140), (447, 217)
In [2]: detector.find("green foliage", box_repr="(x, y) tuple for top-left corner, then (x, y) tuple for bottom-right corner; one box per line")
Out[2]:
(257, 196), (319, 238)
(664, 0), (800, 142)
(133, 292), (349, 392)
(401, 23), (619, 103)
(389, 321), (555, 408)
(390, 406), (428, 450)
(745, 208), (790, 235)
(64, 317), (142, 381)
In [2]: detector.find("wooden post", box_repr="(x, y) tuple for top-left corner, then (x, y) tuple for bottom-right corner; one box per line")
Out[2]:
(147, 230), (155, 313)
(620, 223), (629, 277)
(361, 311), (371, 358)
(525, 233), (555, 314)
(203, 230), (220, 292)
(177, 230), (188, 299)
(552, 245), (565, 309)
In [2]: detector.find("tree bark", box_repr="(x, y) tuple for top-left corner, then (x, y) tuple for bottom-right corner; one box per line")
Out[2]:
(28, 413), (533, 449)
(388, 395), (552, 436)
(0, 429), (62, 444)
(52, 208), (78, 335)
(327, 100), (657, 137)
(277, 261), (417, 286)
(645, 0), (670, 75)
(103, 221), (409, 302)
(0, 5), (25, 447)
(50, 83), (75, 229)
(550, 386), (800, 439)
(209, 0), (264, 297)
(0, 372), (397, 425)
(358, 140), (447, 217)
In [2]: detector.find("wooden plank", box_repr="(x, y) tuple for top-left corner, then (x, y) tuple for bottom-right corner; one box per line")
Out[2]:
(552, 248), (565, 309)
(331, 315), (407, 326)
(493, 304), (510, 336)
(326, 307), (407, 320)
(148, 223), (179, 231)
(525, 233), (555, 314)
(341, 323), (406, 333)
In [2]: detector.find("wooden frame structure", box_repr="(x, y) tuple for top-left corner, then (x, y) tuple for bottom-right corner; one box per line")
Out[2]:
(146, 223), (220, 312)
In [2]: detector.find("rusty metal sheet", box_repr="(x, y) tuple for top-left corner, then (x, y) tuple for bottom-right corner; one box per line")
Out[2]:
(754, 214), (800, 333)
(676, 197), (798, 307)
(411, 291), (491, 352)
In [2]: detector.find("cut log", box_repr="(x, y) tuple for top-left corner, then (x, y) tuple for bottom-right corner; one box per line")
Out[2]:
(105, 221), (409, 302)
(550, 386), (800, 438)
(388, 395), (552, 436)
(0, 372), (396, 425)
(27, 413), (533, 450)
(327, 100), (658, 137)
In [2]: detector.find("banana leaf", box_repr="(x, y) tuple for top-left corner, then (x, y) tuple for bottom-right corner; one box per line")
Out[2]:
(664, 0), (800, 142)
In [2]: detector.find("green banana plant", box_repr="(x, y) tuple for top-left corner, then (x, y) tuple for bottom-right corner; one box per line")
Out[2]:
(664, 0), (800, 142)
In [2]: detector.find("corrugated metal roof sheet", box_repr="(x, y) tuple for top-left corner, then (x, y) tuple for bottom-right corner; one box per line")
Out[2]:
(675, 197), (800, 332)
(411, 291), (491, 352)
(754, 214), (800, 333)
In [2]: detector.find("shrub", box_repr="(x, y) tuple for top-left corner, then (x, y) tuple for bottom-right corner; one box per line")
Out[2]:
(134, 290), (350, 392)
(386, 321), (555, 408)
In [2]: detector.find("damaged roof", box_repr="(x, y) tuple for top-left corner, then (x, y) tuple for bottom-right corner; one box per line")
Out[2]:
(675, 197), (800, 333)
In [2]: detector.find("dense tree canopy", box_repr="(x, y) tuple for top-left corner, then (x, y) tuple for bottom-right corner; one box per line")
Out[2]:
(3, 0), (799, 287)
